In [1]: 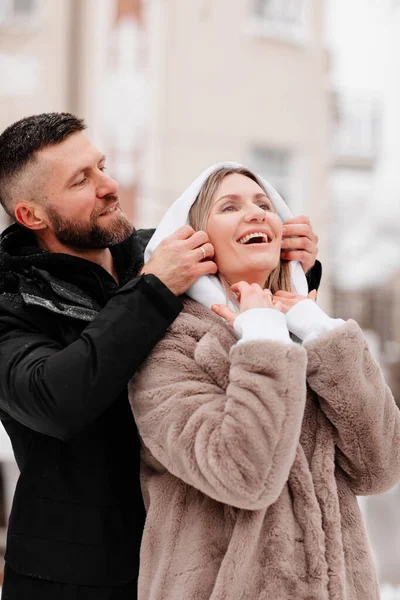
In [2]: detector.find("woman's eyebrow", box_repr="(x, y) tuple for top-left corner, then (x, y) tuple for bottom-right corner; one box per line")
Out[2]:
(216, 193), (270, 203)
(216, 194), (240, 203)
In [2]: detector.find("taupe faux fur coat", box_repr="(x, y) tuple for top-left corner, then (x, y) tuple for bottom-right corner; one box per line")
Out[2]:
(129, 298), (400, 599)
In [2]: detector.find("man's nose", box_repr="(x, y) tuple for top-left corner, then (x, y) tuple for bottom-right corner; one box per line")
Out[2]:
(96, 171), (119, 198)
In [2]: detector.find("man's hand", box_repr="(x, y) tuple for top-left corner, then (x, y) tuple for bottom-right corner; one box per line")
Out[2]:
(273, 289), (317, 314)
(141, 226), (217, 296)
(280, 215), (318, 273)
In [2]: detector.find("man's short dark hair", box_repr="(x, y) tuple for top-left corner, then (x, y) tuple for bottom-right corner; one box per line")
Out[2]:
(0, 112), (86, 218)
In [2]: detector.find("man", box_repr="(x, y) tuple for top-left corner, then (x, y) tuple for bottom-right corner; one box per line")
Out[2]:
(0, 113), (320, 598)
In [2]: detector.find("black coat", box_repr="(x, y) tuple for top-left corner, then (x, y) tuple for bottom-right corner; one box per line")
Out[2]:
(0, 224), (182, 587)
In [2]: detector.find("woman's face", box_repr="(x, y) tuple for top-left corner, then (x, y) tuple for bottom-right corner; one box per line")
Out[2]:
(206, 173), (283, 286)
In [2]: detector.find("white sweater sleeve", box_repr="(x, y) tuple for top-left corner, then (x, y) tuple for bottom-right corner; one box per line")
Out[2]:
(285, 299), (345, 343)
(233, 308), (292, 345)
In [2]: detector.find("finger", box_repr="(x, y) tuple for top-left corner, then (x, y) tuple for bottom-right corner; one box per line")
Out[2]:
(282, 224), (318, 243)
(283, 215), (310, 226)
(196, 242), (214, 260)
(231, 281), (251, 296)
(280, 250), (310, 263)
(281, 236), (315, 252)
(273, 298), (291, 309)
(274, 290), (297, 298)
(197, 260), (218, 277)
(167, 225), (196, 240)
(263, 289), (273, 304)
(308, 289), (317, 301)
(273, 300), (285, 313)
(185, 229), (210, 250)
(211, 304), (236, 327)
(263, 290), (274, 308)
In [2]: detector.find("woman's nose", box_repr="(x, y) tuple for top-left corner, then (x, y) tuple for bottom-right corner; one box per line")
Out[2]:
(243, 205), (266, 222)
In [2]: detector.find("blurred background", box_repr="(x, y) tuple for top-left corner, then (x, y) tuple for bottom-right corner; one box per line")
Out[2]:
(0, 0), (399, 594)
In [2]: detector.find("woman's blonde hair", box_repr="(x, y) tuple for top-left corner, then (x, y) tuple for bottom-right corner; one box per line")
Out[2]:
(189, 167), (293, 302)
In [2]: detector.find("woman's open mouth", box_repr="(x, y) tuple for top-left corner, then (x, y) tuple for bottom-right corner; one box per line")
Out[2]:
(237, 232), (270, 245)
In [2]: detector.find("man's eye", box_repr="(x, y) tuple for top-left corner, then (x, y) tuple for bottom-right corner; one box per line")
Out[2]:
(99, 166), (107, 172)
(75, 177), (87, 186)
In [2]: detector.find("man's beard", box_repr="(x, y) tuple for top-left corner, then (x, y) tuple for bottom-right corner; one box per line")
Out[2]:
(45, 195), (134, 249)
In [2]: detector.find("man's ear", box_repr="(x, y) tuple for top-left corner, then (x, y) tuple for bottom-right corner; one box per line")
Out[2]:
(14, 201), (48, 231)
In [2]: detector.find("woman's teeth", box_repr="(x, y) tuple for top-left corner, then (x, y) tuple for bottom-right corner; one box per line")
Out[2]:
(238, 232), (269, 245)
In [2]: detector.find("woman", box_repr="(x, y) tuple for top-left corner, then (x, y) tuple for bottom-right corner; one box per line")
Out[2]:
(129, 162), (400, 599)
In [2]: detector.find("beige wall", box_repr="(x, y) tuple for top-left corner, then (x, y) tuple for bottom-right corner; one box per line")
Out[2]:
(0, 0), (72, 129)
(0, 0), (73, 229)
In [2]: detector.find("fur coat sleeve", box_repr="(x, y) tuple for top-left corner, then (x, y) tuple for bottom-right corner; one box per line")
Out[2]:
(305, 319), (400, 495)
(129, 311), (308, 510)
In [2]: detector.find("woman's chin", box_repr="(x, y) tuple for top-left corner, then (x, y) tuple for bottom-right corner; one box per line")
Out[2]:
(226, 265), (278, 286)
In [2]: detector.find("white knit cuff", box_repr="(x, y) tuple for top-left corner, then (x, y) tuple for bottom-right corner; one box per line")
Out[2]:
(234, 308), (292, 345)
(285, 299), (345, 343)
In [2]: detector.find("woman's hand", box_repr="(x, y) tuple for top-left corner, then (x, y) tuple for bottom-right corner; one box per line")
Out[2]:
(212, 282), (284, 327)
(273, 289), (317, 314)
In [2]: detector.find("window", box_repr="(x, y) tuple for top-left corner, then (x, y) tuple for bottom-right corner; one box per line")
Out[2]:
(0, 0), (39, 27)
(254, 0), (305, 24)
(249, 0), (310, 45)
(247, 146), (304, 215)
(332, 89), (380, 165)
(248, 146), (292, 202)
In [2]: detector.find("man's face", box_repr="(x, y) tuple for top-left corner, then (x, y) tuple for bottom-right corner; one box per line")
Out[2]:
(36, 131), (133, 249)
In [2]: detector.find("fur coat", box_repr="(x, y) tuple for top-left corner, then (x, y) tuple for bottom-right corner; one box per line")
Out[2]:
(129, 298), (400, 599)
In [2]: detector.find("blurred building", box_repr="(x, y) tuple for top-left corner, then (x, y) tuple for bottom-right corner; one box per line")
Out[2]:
(328, 1), (400, 589)
(328, 0), (400, 406)
(141, 0), (332, 309)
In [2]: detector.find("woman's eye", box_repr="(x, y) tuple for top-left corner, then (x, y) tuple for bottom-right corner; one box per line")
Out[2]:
(222, 205), (236, 212)
(259, 203), (272, 211)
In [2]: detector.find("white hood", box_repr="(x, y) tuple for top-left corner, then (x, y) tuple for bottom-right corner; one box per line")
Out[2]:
(145, 161), (308, 309)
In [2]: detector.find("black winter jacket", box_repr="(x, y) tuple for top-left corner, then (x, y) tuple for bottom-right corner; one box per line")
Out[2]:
(0, 224), (182, 587)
